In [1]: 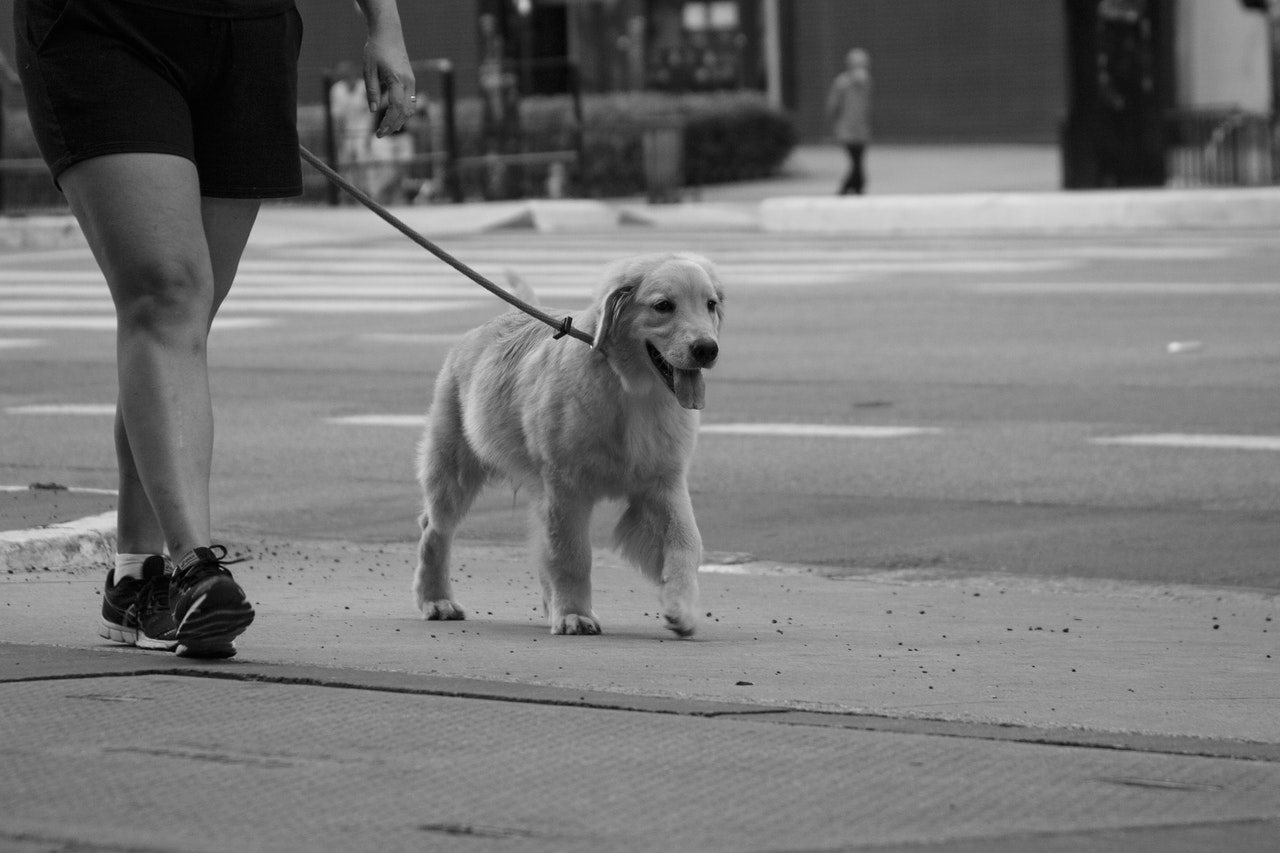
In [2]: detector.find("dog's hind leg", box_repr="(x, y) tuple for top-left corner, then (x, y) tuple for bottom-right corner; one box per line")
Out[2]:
(533, 484), (601, 635)
(615, 488), (701, 637)
(413, 389), (485, 621)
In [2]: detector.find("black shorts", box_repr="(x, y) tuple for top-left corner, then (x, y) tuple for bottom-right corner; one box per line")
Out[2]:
(15, 0), (304, 198)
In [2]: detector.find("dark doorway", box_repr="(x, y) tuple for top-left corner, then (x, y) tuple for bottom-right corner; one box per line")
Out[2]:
(1062, 0), (1174, 188)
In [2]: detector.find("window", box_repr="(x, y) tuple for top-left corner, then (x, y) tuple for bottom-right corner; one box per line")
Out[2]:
(682, 1), (738, 32)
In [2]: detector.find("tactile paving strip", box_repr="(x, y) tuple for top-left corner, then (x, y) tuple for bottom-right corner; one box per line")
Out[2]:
(2, 676), (1278, 852)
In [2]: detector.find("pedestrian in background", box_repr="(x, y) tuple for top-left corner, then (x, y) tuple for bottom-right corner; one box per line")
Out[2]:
(827, 48), (872, 195)
(13, 0), (416, 658)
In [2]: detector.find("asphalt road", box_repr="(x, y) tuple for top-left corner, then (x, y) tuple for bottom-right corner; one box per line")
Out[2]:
(2, 225), (1277, 590)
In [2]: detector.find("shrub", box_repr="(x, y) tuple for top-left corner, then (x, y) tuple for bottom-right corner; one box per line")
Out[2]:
(545, 90), (796, 198)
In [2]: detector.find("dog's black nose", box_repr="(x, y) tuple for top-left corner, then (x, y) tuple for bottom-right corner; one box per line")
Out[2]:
(691, 340), (719, 367)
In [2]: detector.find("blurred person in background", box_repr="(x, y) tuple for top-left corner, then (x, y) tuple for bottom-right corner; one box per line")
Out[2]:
(827, 47), (872, 195)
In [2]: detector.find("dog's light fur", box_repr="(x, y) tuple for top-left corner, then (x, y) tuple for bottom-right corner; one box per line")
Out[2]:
(413, 253), (725, 636)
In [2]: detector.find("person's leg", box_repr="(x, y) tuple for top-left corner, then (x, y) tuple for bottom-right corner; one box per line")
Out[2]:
(850, 143), (867, 195)
(839, 144), (858, 194)
(108, 191), (260, 559)
(60, 153), (257, 560)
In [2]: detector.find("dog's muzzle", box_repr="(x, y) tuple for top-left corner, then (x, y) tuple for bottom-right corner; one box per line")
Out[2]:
(647, 341), (713, 410)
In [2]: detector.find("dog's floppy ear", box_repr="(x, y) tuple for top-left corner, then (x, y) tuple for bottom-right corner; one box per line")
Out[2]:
(592, 284), (635, 352)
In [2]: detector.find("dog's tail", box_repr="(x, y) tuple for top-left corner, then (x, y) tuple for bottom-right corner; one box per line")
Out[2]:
(502, 269), (539, 307)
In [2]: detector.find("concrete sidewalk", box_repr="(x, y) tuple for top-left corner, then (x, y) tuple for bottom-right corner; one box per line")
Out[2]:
(3, 145), (1279, 850)
(2, 535), (1278, 851)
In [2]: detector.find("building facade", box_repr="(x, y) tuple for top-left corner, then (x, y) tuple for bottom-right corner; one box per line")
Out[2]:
(0, 0), (1270, 149)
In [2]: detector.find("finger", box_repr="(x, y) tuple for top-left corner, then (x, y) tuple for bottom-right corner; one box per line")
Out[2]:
(384, 76), (407, 114)
(363, 63), (381, 113)
(378, 79), (413, 137)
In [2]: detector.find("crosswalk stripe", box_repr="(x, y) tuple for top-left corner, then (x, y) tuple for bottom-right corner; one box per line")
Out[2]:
(327, 415), (423, 427)
(325, 416), (945, 439)
(5, 404), (116, 416)
(975, 282), (1280, 295)
(0, 236), (1258, 339)
(1092, 434), (1280, 451)
(11, 403), (1274, 454)
(0, 317), (276, 330)
(0, 299), (488, 314)
(701, 424), (943, 438)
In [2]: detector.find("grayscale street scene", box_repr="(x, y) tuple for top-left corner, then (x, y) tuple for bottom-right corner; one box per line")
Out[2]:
(1, 1), (1278, 851)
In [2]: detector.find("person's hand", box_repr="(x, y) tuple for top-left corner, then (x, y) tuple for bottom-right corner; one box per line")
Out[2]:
(363, 28), (416, 137)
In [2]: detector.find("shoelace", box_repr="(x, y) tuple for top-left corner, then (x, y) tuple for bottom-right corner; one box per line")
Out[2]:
(180, 545), (244, 571)
(173, 544), (245, 583)
(136, 574), (171, 620)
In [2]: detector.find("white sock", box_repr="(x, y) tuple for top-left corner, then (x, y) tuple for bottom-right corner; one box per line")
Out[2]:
(113, 553), (156, 583)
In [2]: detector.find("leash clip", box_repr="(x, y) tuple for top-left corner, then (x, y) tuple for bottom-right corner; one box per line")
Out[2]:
(552, 317), (575, 340)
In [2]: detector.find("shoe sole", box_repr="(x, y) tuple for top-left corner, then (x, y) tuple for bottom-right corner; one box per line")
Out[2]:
(98, 618), (178, 652)
(175, 599), (255, 659)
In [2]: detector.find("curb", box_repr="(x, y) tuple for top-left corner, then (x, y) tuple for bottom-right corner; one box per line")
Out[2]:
(759, 187), (1280, 234)
(12, 186), (1280, 248)
(0, 511), (116, 573)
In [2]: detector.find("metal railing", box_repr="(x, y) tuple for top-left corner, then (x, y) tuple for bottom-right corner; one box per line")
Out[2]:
(1165, 108), (1276, 187)
(318, 57), (585, 206)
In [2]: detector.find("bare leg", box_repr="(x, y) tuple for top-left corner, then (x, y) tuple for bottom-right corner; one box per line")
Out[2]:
(61, 154), (259, 559)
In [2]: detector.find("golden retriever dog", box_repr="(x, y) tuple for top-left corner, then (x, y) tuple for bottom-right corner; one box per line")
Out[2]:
(413, 252), (724, 637)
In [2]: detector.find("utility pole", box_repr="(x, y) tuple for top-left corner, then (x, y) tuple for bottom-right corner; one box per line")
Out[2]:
(761, 0), (783, 109)
(1272, 3), (1280, 181)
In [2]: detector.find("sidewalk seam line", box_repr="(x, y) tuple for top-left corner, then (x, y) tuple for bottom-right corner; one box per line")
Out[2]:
(8, 665), (1277, 763)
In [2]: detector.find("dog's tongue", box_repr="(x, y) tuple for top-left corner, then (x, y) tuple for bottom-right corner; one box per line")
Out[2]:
(674, 368), (705, 409)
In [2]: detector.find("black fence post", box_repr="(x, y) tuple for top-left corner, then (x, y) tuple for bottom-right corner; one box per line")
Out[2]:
(0, 84), (7, 214)
(437, 60), (463, 204)
(568, 61), (585, 193)
(321, 72), (340, 207)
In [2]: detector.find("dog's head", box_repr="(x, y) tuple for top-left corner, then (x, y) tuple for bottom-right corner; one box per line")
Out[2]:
(590, 253), (724, 410)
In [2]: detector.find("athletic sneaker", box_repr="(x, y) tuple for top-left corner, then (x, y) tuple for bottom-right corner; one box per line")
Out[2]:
(99, 555), (178, 651)
(169, 545), (255, 659)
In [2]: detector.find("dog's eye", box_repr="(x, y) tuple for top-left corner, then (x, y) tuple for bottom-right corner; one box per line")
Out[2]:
(707, 299), (719, 312)
(653, 300), (675, 313)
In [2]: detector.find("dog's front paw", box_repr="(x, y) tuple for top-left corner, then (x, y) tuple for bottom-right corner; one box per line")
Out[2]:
(663, 611), (697, 638)
(551, 613), (602, 635)
(421, 599), (466, 621)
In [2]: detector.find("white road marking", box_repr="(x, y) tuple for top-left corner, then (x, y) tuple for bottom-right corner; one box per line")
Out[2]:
(0, 485), (118, 495)
(327, 415), (424, 427)
(0, 298), (487, 315)
(701, 423), (944, 438)
(271, 244), (1228, 262)
(325, 417), (944, 438)
(0, 337), (43, 349)
(1093, 434), (1280, 451)
(0, 317), (276, 331)
(973, 282), (1280, 295)
(0, 316), (118, 330)
(360, 333), (466, 345)
(5, 404), (116, 416)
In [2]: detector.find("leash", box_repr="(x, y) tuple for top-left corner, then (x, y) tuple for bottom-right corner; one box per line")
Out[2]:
(298, 145), (594, 346)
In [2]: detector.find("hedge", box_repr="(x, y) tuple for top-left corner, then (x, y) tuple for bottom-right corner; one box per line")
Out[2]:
(299, 89), (796, 202)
